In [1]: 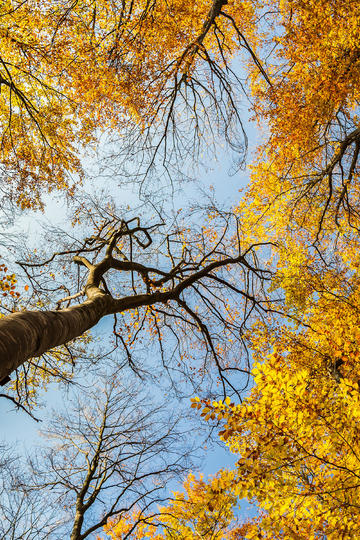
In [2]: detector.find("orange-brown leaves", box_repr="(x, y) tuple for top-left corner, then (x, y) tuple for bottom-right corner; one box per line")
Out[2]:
(0, 0), (260, 207)
(0, 263), (19, 300)
(242, 0), (360, 253)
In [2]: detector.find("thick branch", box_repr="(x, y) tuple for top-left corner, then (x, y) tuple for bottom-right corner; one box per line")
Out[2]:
(0, 250), (256, 382)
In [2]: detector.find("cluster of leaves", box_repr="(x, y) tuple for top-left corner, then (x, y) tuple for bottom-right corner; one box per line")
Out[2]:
(0, 0), (262, 208)
(0, 262), (18, 301)
(104, 472), (241, 539)
(196, 295), (360, 537)
(241, 0), (360, 248)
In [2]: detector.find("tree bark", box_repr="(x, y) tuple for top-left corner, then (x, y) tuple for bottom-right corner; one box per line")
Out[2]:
(70, 508), (84, 540)
(0, 291), (114, 384)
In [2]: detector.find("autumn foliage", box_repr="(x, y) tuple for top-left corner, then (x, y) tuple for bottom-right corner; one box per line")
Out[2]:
(0, 263), (19, 301)
(0, 0), (259, 208)
(1, 0), (360, 537)
(103, 472), (241, 539)
(102, 0), (360, 538)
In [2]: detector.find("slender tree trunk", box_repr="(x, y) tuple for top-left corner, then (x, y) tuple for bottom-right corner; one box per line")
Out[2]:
(0, 291), (114, 384)
(70, 507), (84, 540)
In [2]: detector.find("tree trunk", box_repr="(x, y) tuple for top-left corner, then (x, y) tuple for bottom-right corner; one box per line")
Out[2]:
(0, 292), (114, 384)
(70, 508), (84, 540)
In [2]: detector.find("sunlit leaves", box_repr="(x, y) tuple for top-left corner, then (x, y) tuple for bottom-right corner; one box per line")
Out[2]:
(104, 472), (240, 539)
(196, 288), (360, 537)
(239, 0), (360, 262)
(0, 262), (19, 301)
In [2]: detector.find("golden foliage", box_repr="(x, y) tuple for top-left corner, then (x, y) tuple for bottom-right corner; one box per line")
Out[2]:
(240, 0), (360, 257)
(204, 292), (360, 537)
(101, 1), (360, 537)
(103, 472), (240, 539)
(0, 262), (19, 301)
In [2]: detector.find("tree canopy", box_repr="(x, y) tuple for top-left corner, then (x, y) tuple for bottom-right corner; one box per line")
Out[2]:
(0, 0), (261, 208)
(1, 0), (360, 538)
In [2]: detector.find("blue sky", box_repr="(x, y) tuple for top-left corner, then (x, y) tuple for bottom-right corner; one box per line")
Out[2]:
(0, 97), (262, 533)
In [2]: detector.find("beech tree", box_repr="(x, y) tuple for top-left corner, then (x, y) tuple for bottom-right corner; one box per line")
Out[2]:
(0, 208), (273, 398)
(0, 0), (270, 389)
(0, 0), (274, 416)
(0, 0), (266, 209)
(241, 0), (360, 246)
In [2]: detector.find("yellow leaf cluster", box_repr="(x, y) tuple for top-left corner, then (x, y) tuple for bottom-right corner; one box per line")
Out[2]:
(104, 472), (240, 539)
(200, 286), (360, 537)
